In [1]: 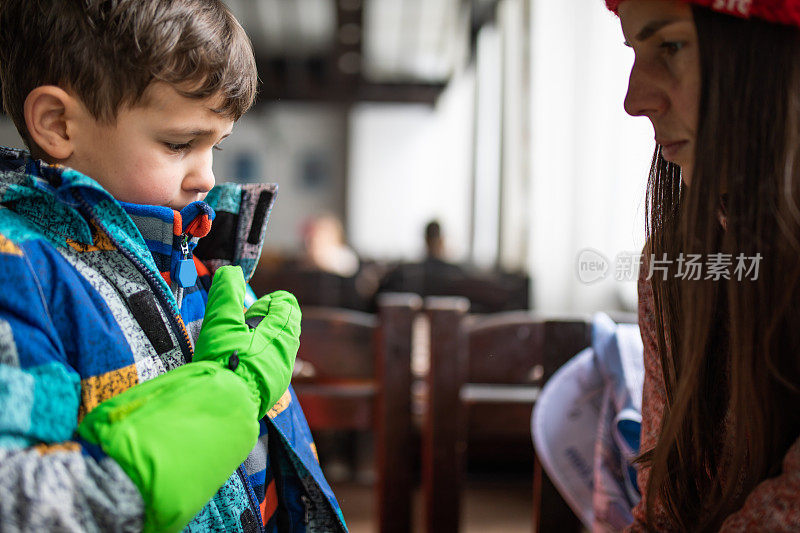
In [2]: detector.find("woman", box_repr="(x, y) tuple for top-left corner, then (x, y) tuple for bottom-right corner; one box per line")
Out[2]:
(607, 0), (800, 530)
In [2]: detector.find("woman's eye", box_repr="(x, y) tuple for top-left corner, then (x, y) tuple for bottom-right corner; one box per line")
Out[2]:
(660, 41), (684, 55)
(213, 144), (224, 152)
(164, 141), (192, 153)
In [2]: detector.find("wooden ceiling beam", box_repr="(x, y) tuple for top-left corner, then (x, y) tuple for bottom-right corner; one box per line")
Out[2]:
(253, 0), (447, 107)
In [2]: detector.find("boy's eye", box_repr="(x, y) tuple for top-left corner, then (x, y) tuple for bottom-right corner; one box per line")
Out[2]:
(660, 41), (685, 55)
(164, 141), (192, 153)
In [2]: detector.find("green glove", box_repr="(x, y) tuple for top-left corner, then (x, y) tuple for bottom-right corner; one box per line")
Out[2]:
(77, 361), (260, 533)
(194, 265), (301, 419)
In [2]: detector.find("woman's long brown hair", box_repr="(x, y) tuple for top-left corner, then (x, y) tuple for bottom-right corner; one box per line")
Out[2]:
(644, 6), (800, 531)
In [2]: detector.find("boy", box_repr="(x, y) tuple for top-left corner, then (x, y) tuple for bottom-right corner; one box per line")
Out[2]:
(0, 1), (346, 532)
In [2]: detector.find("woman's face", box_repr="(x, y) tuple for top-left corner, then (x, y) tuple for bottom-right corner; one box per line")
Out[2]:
(619, 0), (701, 185)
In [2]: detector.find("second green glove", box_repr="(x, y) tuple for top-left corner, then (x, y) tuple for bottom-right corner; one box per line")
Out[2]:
(194, 265), (301, 418)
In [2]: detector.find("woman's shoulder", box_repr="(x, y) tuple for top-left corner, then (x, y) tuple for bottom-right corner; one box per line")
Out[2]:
(718, 436), (800, 531)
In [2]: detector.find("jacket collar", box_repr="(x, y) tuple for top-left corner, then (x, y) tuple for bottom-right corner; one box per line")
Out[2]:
(0, 146), (277, 283)
(120, 201), (214, 279)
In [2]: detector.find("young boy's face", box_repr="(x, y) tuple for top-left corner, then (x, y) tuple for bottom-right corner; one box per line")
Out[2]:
(68, 82), (234, 210)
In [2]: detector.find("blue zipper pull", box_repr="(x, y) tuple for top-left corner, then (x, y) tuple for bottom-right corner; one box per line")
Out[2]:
(173, 235), (198, 288)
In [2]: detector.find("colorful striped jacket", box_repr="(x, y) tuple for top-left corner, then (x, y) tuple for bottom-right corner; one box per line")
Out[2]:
(0, 146), (347, 532)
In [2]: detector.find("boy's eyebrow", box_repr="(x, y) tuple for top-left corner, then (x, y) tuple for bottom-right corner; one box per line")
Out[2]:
(160, 127), (233, 138)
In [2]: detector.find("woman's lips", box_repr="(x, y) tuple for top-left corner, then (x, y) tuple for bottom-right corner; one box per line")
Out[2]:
(660, 140), (689, 161)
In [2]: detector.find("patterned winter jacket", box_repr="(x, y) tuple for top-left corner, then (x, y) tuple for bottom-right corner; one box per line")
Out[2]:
(0, 146), (347, 532)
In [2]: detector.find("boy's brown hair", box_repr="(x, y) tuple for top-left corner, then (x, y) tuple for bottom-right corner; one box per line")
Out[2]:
(0, 0), (258, 146)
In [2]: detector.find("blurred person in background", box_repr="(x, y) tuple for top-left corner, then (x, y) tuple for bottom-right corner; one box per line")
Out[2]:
(606, 0), (800, 530)
(302, 214), (360, 278)
(423, 220), (467, 277)
(424, 220), (447, 260)
(378, 219), (465, 296)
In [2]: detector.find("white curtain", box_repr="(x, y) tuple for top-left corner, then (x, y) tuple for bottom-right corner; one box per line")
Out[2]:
(527, 0), (655, 313)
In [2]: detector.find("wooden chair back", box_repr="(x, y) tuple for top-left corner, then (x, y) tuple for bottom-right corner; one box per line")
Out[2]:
(422, 296), (591, 533)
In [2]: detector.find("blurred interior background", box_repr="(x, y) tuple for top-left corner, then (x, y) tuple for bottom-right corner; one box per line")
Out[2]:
(0, 0), (656, 315)
(0, 0), (657, 530)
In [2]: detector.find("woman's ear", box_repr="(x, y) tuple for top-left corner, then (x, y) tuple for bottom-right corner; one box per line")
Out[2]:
(23, 86), (82, 161)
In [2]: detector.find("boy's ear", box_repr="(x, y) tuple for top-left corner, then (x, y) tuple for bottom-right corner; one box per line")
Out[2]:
(24, 86), (82, 161)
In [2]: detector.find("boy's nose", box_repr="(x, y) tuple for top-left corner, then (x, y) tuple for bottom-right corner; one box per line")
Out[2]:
(624, 60), (667, 119)
(184, 155), (216, 195)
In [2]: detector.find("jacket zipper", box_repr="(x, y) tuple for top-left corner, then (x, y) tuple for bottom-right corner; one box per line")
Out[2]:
(300, 495), (312, 525)
(75, 191), (195, 363)
(174, 234), (191, 309)
(180, 234), (190, 258)
(238, 465), (266, 533)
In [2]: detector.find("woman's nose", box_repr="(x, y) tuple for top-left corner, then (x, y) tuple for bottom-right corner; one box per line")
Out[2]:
(624, 59), (667, 119)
